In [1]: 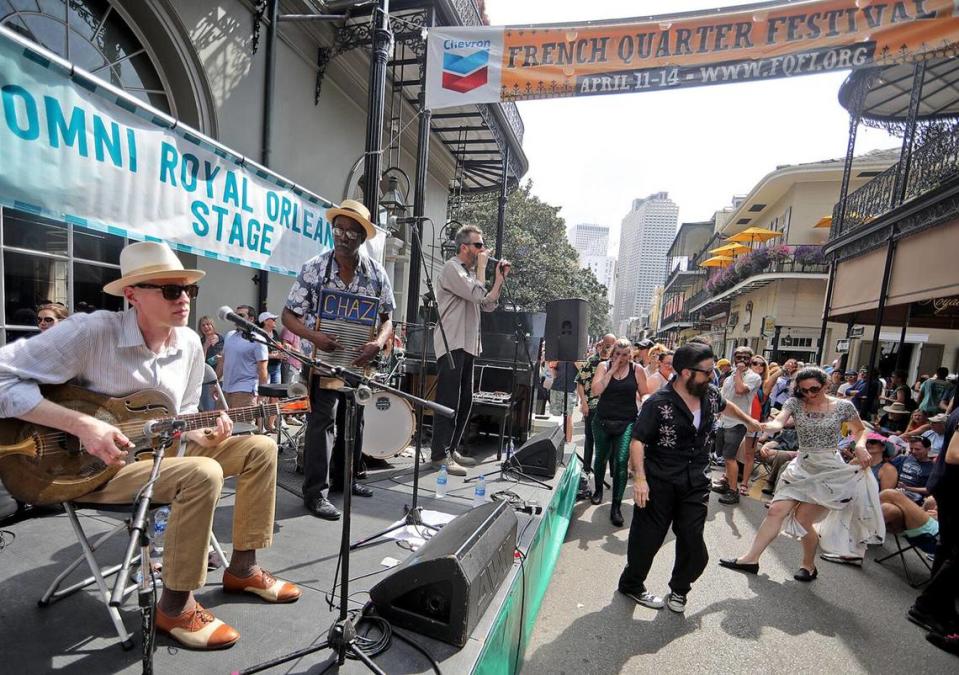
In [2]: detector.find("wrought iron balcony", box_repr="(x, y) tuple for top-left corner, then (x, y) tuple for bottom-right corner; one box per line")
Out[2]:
(830, 119), (959, 241)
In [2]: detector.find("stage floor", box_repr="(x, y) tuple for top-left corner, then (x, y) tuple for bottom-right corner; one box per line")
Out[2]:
(0, 426), (572, 674)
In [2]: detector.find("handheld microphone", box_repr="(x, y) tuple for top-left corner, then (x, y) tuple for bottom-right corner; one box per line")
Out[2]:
(218, 306), (270, 338)
(485, 255), (513, 270)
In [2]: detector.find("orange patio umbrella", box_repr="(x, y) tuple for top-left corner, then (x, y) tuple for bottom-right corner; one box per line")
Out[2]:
(699, 255), (734, 268)
(708, 242), (751, 256)
(726, 226), (783, 247)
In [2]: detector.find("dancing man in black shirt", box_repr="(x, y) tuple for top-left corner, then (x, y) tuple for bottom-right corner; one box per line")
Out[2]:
(618, 343), (759, 612)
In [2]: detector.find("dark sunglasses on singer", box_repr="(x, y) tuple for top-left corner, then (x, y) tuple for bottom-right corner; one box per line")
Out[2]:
(134, 283), (200, 300)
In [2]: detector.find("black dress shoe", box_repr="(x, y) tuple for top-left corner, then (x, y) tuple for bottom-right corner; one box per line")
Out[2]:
(610, 504), (624, 527)
(590, 488), (604, 505)
(719, 557), (759, 574)
(352, 483), (373, 498)
(794, 566), (818, 582)
(305, 497), (341, 520)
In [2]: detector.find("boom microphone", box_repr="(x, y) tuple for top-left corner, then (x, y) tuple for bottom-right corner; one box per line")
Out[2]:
(218, 306), (270, 338)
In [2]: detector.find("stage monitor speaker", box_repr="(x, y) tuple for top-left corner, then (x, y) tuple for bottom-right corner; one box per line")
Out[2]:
(511, 422), (564, 478)
(544, 298), (588, 362)
(369, 500), (518, 647)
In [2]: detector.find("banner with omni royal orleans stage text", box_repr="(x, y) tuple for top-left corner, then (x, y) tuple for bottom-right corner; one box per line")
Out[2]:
(0, 26), (381, 276)
(425, 0), (959, 109)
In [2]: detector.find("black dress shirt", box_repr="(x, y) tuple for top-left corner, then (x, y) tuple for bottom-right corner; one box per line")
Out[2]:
(632, 382), (727, 484)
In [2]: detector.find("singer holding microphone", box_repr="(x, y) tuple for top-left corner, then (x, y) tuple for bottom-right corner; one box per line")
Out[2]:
(0, 241), (301, 650)
(430, 224), (510, 475)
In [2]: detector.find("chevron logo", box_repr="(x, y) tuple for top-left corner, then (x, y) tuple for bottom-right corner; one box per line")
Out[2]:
(442, 48), (489, 93)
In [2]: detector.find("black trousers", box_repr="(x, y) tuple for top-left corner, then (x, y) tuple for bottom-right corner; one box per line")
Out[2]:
(618, 473), (710, 596)
(431, 349), (474, 461)
(302, 382), (364, 502)
(916, 493), (959, 622)
(583, 410), (595, 473)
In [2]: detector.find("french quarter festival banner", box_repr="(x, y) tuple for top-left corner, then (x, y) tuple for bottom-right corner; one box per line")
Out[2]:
(0, 25), (384, 277)
(425, 0), (959, 109)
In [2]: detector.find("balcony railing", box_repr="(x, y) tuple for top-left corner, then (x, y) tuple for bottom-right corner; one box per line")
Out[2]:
(831, 119), (959, 239)
(703, 247), (828, 297)
(660, 309), (689, 327)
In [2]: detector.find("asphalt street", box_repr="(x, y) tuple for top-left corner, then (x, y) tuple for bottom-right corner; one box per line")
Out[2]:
(523, 420), (956, 674)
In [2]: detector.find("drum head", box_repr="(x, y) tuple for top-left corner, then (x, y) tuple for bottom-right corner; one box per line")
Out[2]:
(362, 393), (414, 459)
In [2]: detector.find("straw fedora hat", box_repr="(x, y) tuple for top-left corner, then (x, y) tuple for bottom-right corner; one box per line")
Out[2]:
(103, 241), (205, 296)
(326, 199), (377, 240)
(882, 401), (911, 415)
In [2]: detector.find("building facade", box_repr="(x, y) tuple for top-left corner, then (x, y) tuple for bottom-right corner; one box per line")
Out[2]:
(612, 192), (678, 333)
(569, 223), (616, 302)
(0, 0), (527, 344)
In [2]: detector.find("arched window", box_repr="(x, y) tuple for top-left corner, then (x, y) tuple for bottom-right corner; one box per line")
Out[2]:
(1, 0), (173, 114)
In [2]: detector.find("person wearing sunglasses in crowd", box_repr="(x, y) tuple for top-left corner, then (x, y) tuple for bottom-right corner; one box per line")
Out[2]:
(219, 305), (269, 412)
(720, 367), (884, 582)
(0, 241), (300, 649)
(36, 303), (69, 332)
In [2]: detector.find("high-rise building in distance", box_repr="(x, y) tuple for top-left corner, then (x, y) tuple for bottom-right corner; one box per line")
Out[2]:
(569, 223), (616, 302)
(612, 192), (679, 333)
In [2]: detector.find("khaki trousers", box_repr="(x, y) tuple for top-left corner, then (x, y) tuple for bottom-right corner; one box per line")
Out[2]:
(81, 434), (277, 591)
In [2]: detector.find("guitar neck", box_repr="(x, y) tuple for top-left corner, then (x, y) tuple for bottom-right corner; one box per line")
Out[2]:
(174, 402), (279, 431)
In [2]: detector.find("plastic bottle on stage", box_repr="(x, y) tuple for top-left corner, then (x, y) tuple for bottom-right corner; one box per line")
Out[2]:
(152, 506), (170, 555)
(473, 475), (487, 508)
(435, 464), (448, 499)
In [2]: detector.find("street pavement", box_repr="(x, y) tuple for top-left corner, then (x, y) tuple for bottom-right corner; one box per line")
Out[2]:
(523, 420), (956, 674)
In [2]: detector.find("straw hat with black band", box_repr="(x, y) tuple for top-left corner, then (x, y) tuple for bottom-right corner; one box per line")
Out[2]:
(326, 199), (377, 241)
(881, 401), (911, 416)
(103, 241), (204, 296)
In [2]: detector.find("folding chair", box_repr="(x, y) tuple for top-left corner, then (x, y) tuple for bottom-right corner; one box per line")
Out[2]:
(874, 532), (936, 588)
(38, 408), (230, 649)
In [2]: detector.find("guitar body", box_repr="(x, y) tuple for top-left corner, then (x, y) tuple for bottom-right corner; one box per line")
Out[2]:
(0, 385), (175, 505)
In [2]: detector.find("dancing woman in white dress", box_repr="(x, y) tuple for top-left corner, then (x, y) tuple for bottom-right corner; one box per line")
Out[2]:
(719, 367), (884, 581)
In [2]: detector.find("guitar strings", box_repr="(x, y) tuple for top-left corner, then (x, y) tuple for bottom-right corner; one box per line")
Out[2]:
(25, 400), (305, 455)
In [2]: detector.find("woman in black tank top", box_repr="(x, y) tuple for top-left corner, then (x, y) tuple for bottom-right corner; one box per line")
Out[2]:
(591, 339), (647, 526)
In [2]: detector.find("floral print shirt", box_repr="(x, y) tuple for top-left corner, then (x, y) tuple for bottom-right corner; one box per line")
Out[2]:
(632, 382), (727, 484)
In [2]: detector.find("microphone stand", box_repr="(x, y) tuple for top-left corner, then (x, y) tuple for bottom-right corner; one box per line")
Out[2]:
(499, 276), (534, 460)
(350, 219), (456, 549)
(108, 421), (186, 674)
(236, 335), (453, 675)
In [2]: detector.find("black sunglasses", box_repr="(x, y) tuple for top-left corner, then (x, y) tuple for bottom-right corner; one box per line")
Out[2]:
(469, 242), (485, 249)
(687, 367), (712, 375)
(134, 283), (199, 300)
(750, 359), (766, 366)
(799, 384), (823, 395)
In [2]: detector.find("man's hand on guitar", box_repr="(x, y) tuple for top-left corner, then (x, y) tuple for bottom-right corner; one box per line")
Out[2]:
(192, 412), (233, 448)
(310, 330), (343, 353)
(353, 341), (380, 367)
(76, 416), (132, 466)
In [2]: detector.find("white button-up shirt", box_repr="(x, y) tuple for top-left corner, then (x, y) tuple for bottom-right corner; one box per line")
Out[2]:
(0, 309), (204, 418)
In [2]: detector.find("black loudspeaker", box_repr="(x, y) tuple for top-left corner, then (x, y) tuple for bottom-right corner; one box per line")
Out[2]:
(511, 421), (564, 478)
(369, 501), (518, 647)
(544, 298), (588, 361)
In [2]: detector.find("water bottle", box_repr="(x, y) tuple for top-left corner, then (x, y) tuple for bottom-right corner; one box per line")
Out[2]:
(473, 475), (487, 507)
(435, 464), (448, 499)
(506, 438), (514, 462)
(152, 506), (170, 556)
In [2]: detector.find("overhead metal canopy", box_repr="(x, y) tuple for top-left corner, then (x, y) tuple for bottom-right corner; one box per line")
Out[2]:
(839, 56), (959, 122)
(312, 1), (529, 194)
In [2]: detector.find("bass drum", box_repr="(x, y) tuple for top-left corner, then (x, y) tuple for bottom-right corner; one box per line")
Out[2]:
(363, 392), (414, 459)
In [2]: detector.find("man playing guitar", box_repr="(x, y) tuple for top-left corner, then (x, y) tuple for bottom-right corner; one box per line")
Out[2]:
(0, 241), (300, 650)
(282, 199), (395, 521)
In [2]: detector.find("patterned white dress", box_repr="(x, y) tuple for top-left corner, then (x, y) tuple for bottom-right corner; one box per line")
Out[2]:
(774, 397), (885, 556)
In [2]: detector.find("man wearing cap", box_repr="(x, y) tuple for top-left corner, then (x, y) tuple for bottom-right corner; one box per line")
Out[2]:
(220, 305), (269, 409)
(923, 414), (948, 457)
(0, 241), (300, 649)
(430, 224), (510, 475)
(632, 339), (654, 367)
(837, 370), (858, 398)
(282, 199), (395, 520)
